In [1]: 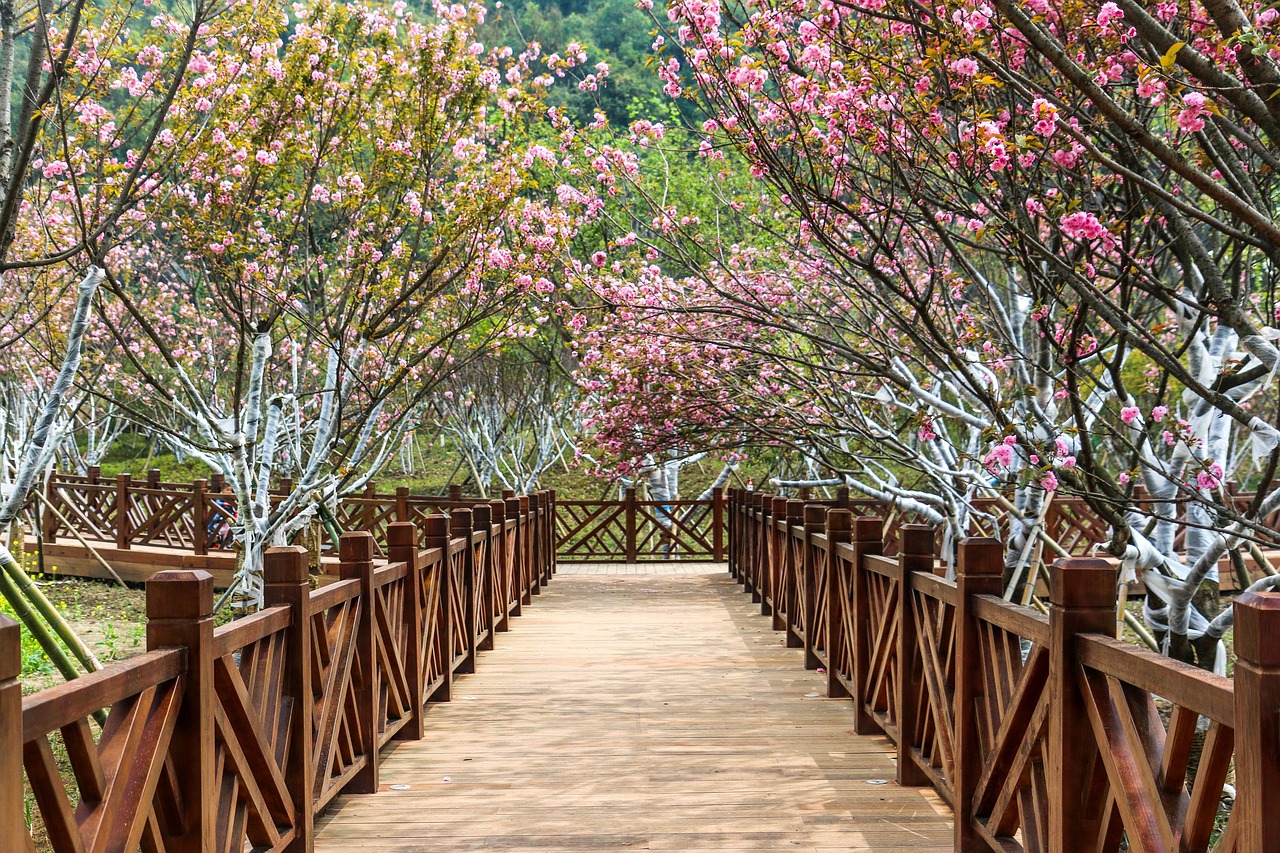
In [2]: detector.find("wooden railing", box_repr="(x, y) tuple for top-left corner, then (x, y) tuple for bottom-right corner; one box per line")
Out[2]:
(32, 468), (556, 561)
(555, 486), (728, 562)
(729, 487), (1280, 853)
(1, 495), (554, 852)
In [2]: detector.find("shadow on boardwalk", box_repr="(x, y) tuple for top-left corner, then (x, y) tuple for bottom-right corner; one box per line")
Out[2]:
(315, 569), (952, 852)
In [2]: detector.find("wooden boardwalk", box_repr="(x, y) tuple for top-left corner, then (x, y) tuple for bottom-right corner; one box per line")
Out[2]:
(314, 568), (952, 852)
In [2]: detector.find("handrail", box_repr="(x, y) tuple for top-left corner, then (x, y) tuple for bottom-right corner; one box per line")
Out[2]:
(2, 490), (557, 853)
(726, 485), (1280, 853)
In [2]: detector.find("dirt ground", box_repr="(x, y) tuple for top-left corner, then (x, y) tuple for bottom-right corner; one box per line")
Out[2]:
(13, 576), (149, 694)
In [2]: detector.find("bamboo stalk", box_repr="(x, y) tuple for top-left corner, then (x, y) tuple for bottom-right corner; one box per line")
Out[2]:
(0, 548), (101, 671)
(1248, 541), (1277, 576)
(0, 550), (83, 682)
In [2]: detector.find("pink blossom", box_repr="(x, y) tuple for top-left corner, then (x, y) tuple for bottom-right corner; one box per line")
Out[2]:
(984, 443), (1015, 470)
(949, 58), (980, 77)
(1176, 91), (1209, 133)
(1120, 406), (1140, 424)
(1151, 405), (1168, 421)
(1040, 473), (1059, 491)
(1096, 3), (1124, 26)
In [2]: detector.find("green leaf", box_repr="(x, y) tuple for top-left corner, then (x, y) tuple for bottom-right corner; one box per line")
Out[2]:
(1160, 41), (1186, 68)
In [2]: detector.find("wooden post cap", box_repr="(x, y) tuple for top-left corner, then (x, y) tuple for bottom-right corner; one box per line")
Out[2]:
(265, 546), (309, 584)
(387, 521), (417, 550)
(957, 538), (1003, 577)
(0, 615), (19, 679)
(451, 508), (473, 534)
(519, 496), (530, 512)
(901, 524), (935, 556)
(786, 499), (804, 523)
(339, 531), (375, 562)
(146, 570), (214, 619)
(424, 515), (449, 540)
(771, 496), (789, 516)
(827, 509), (853, 533)
(1235, 591), (1280, 667)
(472, 504), (491, 527)
(804, 505), (826, 526)
(853, 515), (883, 541)
(502, 489), (516, 500)
(1049, 558), (1115, 608)
(505, 498), (521, 519)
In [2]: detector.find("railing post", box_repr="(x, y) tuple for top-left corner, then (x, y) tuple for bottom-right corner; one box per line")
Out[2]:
(449, 484), (463, 502)
(451, 508), (477, 674)
(488, 499), (510, 632)
(505, 498), (523, 615)
(472, 504), (495, 651)
(1047, 557), (1113, 850)
(146, 569), (215, 853)
(1231, 591), (1280, 853)
(147, 468), (161, 488)
(193, 479), (208, 556)
(851, 515), (883, 734)
(521, 496), (536, 599)
(0, 615), (23, 846)
(339, 532), (378, 793)
(539, 492), (552, 585)
(548, 488), (558, 575)
(116, 473), (132, 550)
(953, 538), (1004, 852)
(209, 472), (225, 492)
(713, 486), (725, 563)
(782, 499), (803, 641)
(726, 488), (737, 577)
(836, 486), (850, 508)
(526, 493), (540, 590)
(424, 516), (453, 701)
(750, 493), (766, 601)
(760, 496), (777, 615)
(387, 522), (424, 740)
(362, 483), (377, 533)
(395, 487), (410, 523)
(42, 471), (58, 542)
(824, 509), (852, 698)
(624, 487), (638, 563)
(263, 547), (315, 853)
(802, 505), (824, 670)
(895, 524), (933, 786)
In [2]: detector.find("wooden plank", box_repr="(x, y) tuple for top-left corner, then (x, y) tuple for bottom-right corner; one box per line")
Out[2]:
(314, 570), (950, 850)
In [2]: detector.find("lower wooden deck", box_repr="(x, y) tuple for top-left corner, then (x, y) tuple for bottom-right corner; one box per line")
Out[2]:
(314, 569), (952, 851)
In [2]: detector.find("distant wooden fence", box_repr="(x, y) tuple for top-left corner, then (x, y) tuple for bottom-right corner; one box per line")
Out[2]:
(555, 487), (728, 562)
(730, 488), (1280, 852)
(1, 496), (554, 852)
(31, 468), (551, 559)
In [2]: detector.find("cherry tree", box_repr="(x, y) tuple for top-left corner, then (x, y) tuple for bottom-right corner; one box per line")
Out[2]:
(431, 346), (580, 496)
(559, 0), (1280, 665)
(91, 0), (598, 608)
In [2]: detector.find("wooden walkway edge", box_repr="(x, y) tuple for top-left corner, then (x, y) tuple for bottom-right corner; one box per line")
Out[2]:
(314, 568), (951, 852)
